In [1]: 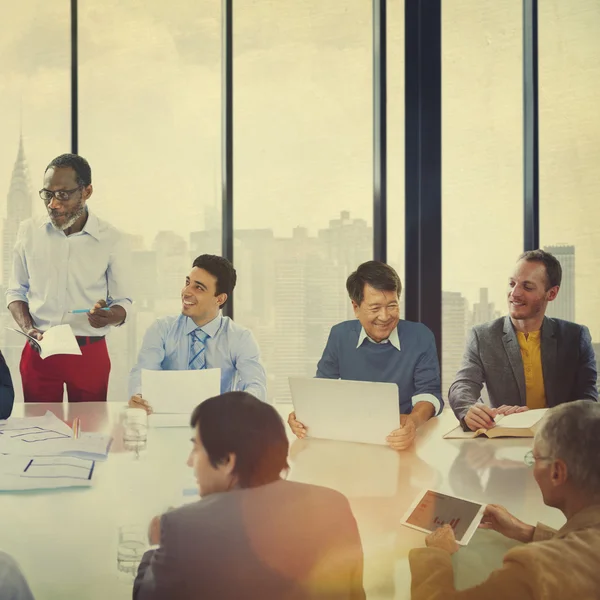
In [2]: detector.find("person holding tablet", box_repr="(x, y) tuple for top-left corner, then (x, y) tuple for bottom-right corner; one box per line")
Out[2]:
(288, 261), (442, 450)
(409, 400), (600, 599)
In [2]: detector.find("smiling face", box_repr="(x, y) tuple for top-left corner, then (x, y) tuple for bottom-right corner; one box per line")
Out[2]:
(42, 166), (91, 230)
(352, 284), (400, 343)
(507, 259), (559, 322)
(181, 266), (227, 326)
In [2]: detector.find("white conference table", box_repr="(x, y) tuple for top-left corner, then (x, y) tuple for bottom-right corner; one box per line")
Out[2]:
(0, 402), (565, 600)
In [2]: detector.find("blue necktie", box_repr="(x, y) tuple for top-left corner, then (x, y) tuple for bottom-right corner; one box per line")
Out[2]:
(189, 329), (209, 370)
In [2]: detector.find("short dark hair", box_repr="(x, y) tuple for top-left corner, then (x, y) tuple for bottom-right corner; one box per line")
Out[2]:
(45, 154), (92, 187)
(518, 250), (562, 289)
(192, 254), (237, 307)
(346, 260), (402, 305)
(190, 392), (289, 488)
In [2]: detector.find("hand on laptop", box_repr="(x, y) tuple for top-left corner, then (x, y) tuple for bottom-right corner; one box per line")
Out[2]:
(288, 411), (306, 439)
(129, 394), (154, 414)
(386, 414), (416, 450)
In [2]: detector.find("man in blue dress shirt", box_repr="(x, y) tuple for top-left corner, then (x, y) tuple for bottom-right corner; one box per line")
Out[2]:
(288, 261), (442, 450)
(128, 255), (267, 411)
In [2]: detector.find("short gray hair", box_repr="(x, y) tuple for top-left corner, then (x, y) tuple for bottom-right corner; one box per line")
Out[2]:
(535, 400), (600, 497)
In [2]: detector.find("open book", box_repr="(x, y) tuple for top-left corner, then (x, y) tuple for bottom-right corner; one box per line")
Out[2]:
(443, 408), (548, 439)
(6, 325), (81, 359)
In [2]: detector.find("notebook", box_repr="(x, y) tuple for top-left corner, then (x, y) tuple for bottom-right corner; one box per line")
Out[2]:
(288, 377), (400, 445)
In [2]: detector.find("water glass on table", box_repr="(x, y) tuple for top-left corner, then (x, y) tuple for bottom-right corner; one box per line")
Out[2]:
(117, 524), (147, 576)
(123, 408), (148, 457)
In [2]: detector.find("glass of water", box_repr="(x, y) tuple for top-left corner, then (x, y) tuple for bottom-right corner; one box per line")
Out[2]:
(117, 524), (147, 576)
(123, 408), (148, 457)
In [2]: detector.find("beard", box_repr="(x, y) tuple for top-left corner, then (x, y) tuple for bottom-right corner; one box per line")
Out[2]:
(48, 199), (87, 231)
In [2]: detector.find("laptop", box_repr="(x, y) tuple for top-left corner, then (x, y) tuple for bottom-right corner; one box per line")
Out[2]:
(288, 377), (400, 445)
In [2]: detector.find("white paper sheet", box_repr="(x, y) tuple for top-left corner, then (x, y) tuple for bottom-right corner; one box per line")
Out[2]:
(495, 408), (548, 428)
(6, 324), (81, 359)
(0, 456), (94, 490)
(0, 412), (112, 460)
(142, 368), (221, 427)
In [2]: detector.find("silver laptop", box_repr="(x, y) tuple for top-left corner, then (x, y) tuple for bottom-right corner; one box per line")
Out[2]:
(288, 377), (400, 445)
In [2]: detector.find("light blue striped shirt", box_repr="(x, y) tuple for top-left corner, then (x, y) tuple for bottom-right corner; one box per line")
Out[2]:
(129, 313), (267, 402)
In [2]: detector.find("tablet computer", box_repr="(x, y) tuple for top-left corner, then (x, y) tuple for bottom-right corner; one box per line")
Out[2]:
(400, 489), (485, 545)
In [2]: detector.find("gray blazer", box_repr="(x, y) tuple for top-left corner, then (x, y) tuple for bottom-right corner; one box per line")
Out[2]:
(449, 316), (598, 422)
(133, 479), (365, 600)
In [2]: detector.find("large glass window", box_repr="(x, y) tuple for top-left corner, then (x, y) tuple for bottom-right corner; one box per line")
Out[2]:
(80, 0), (221, 399)
(233, 0), (373, 403)
(539, 1), (600, 347)
(0, 1), (70, 400)
(441, 1), (523, 396)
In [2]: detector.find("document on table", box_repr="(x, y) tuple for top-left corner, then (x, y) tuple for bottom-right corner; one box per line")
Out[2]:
(142, 368), (221, 427)
(0, 455), (95, 490)
(6, 324), (81, 359)
(0, 412), (112, 460)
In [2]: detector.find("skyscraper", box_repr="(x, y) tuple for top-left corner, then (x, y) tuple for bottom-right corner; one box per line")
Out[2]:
(442, 291), (468, 396)
(2, 135), (33, 288)
(543, 244), (575, 322)
(472, 287), (500, 326)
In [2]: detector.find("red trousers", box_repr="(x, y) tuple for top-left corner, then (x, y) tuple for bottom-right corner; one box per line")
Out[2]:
(20, 338), (111, 403)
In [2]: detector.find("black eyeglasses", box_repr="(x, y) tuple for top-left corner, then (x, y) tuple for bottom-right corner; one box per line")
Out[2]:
(39, 186), (83, 202)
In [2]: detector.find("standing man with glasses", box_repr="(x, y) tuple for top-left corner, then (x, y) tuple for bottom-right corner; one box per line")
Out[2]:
(6, 153), (132, 402)
(128, 255), (267, 412)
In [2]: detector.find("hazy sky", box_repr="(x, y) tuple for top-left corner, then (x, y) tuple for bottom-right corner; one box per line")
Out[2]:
(1, 0), (599, 337)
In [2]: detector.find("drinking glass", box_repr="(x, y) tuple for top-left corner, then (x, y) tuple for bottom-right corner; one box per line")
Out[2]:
(117, 524), (147, 576)
(123, 408), (148, 457)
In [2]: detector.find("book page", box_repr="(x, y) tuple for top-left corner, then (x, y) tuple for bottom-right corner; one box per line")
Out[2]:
(494, 409), (548, 429)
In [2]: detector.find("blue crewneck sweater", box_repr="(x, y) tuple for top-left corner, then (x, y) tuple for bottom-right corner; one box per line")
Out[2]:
(316, 319), (443, 414)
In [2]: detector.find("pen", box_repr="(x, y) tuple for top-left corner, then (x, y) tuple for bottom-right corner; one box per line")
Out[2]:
(68, 308), (111, 314)
(72, 417), (81, 439)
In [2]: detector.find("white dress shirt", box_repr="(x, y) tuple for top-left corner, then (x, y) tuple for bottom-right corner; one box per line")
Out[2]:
(357, 326), (441, 414)
(6, 210), (133, 337)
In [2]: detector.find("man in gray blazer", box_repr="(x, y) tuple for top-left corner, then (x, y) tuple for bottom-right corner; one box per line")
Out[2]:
(449, 250), (597, 431)
(133, 392), (365, 600)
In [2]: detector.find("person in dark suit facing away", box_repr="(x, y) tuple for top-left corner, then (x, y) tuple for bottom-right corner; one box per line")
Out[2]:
(133, 391), (365, 600)
(0, 351), (15, 420)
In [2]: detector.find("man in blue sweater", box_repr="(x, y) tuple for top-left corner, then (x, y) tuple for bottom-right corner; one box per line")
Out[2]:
(288, 261), (442, 450)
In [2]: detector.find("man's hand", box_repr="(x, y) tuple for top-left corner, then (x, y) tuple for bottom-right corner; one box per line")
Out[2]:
(386, 414), (416, 450)
(128, 394), (153, 414)
(479, 504), (535, 543)
(288, 411), (307, 439)
(148, 515), (161, 545)
(24, 327), (43, 352)
(496, 405), (529, 416)
(88, 299), (125, 328)
(425, 524), (460, 554)
(464, 404), (498, 431)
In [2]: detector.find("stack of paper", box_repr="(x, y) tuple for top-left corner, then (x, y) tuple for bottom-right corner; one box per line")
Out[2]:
(142, 368), (222, 428)
(0, 455), (95, 491)
(0, 411), (112, 460)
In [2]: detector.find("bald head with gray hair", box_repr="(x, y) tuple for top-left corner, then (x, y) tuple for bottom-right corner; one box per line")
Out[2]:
(535, 400), (600, 498)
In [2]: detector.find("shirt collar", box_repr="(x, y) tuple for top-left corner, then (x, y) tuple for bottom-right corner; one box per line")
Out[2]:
(357, 325), (401, 351)
(185, 313), (223, 338)
(556, 504), (600, 539)
(40, 208), (100, 240)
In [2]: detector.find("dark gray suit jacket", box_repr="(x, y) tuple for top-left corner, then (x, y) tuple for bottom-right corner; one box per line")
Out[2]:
(0, 351), (14, 420)
(449, 316), (598, 422)
(133, 479), (365, 600)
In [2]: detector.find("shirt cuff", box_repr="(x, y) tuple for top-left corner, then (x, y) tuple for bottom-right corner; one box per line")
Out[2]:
(5, 292), (28, 307)
(411, 393), (441, 416)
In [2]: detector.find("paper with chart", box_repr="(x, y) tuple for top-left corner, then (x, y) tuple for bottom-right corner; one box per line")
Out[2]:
(0, 411), (112, 460)
(142, 368), (221, 427)
(0, 455), (94, 490)
(6, 324), (81, 359)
